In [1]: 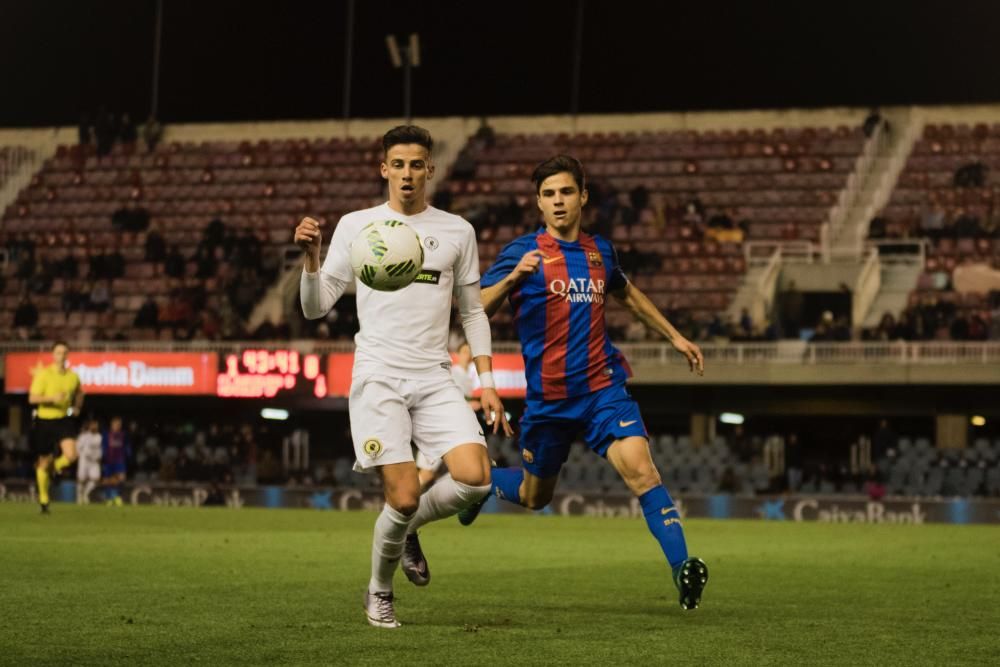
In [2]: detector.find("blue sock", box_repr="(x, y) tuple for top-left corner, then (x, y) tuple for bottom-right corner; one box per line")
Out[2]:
(639, 486), (689, 570)
(491, 467), (523, 505)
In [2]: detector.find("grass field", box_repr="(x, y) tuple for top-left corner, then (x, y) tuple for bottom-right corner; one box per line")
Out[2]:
(1, 504), (997, 666)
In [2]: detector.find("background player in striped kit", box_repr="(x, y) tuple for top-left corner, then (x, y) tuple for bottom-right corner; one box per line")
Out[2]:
(442, 155), (710, 610)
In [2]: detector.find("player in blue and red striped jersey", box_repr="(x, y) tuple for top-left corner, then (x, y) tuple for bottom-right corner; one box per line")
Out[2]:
(413, 155), (709, 610)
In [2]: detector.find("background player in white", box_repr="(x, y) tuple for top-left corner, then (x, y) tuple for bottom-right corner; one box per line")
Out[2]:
(416, 341), (482, 491)
(296, 125), (512, 629)
(75, 418), (101, 505)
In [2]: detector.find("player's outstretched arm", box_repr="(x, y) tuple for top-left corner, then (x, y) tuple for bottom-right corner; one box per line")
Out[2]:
(612, 281), (705, 375)
(297, 216), (349, 319)
(481, 250), (543, 317)
(456, 282), (513, 435)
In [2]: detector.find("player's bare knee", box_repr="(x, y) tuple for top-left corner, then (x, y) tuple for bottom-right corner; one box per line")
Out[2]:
(452, 467), (490, 487)
(388, 496), (419, 516)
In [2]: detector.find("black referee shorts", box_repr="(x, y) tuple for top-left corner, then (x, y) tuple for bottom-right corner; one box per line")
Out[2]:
(31, 417), (78, 459)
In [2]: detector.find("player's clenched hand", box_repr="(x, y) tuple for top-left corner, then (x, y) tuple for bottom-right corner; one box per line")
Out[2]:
(510, 250), (543, 284)
(294, 216), (323, 255)
(480, 388), (513, 436)
(673, 337), (704, 375)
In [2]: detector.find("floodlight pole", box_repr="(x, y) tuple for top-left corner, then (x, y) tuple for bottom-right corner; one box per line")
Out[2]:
(402, 47), (413, 123)
(570, 0), (585, 117)
(342, 0), (356, 119)
(150, 0), (164, 119)
(387, 33), (420, 123)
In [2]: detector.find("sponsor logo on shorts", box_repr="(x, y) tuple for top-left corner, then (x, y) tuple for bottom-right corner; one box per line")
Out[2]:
(362, 438), (383, 459)
(522, 449), (534, 463)
(619, 420), (637, 428)
(412, 269), (441, 285)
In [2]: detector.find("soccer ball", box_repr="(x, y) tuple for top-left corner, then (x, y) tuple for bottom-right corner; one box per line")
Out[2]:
(349, 220), (424, 291)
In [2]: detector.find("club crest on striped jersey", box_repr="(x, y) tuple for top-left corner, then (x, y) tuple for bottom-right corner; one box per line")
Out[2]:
(548, 277), (606, 304)
(587, 251), (603, 267)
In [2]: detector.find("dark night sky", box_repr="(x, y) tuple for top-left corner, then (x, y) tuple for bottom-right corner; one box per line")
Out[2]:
(2, 0), (1000, 127)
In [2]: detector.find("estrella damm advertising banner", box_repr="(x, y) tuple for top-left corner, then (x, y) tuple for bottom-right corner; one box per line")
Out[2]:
(326, 352), (527, 398)
(4, 352), (219, 396)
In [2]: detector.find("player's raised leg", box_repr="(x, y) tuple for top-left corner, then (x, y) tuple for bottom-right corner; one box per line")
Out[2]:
(402, 443), (492, 585)
(606, 435), (708, 610)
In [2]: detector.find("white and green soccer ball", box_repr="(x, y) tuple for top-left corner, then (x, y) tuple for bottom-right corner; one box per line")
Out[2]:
(349, 220), (424, 291)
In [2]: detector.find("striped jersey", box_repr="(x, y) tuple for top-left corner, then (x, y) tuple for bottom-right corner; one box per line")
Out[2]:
(482, 229), (632, 402)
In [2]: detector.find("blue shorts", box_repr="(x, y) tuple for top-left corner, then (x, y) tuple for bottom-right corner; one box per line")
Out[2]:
(518, 383), (647, 478)
(103, 462), (126, 477)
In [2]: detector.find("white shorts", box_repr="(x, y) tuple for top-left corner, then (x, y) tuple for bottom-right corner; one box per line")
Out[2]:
(77, 462), (100, 481)
(350, 369), (486, 472)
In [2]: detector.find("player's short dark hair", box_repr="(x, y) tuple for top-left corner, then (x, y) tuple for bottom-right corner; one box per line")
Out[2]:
(382, 125), (433, 155)
(531, 155), (586, 194)
(52, 340), (69, 350)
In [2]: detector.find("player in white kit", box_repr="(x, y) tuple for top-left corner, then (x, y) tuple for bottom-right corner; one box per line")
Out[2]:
(75, 419), (102, 504)
(296, 125), (512, 629)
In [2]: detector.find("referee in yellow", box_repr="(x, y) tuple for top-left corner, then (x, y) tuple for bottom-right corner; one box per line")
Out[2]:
(28, 341), (84, 514)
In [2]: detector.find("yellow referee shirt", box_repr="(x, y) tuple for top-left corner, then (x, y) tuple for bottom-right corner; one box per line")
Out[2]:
(30, 364), (81, 420)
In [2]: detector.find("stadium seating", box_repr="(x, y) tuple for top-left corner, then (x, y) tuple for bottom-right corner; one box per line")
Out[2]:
(867, 123), (1000, 341)
(1, 138), (385, 340)
(449, 126), (865, 324)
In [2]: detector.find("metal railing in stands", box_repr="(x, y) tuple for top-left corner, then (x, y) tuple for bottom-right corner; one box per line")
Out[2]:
(1, 341), (998, 365)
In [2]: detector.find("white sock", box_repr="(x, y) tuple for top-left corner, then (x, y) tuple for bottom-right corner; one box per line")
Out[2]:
(409, 474), (491, 533)
(369, 504), (415, 593)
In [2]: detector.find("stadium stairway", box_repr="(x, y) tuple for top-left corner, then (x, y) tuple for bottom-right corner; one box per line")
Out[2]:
(827, 109), (921, 259)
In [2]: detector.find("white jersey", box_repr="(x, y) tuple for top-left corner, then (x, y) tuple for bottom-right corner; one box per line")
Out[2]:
(76, 432), (102, 465)
(321, 203), (481, 378)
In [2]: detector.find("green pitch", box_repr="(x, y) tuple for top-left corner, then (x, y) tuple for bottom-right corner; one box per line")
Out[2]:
(1, 504), (997, 666)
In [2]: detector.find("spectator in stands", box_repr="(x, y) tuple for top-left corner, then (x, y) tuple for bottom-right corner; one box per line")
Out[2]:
(862, 108), (885, 138)
(779, 281), (803, 338)
(870, 312), (897, 341)
(739, 308), (753, 337)
(164, 245), (185, 278)
(28, 263), (54, 295)
(920, 202), (947, 241)
(105, 247), (126, 280)
(954, 210), (981, 238)
(629, 184), (650, 214)
(54, 250), (78, 280)
(13, 296), (39, 329)
(87, 281), (110, 313)
(111, 206), (150, 233)
(451, 149), (477, 180)
(472, 117), (496, 149)
(119, 113), (138, 144)
(195, 245), (219, 279)
(145, 224), (167, 262)
(142, 115), (163, 153)
(87, 248), (107, 280)
(62, 280), (87, 314)
(134, 296), (159, 330)
(810, 311), (836, 342)
(868, 216), (887, 239)
(954, 161), (986, 188)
